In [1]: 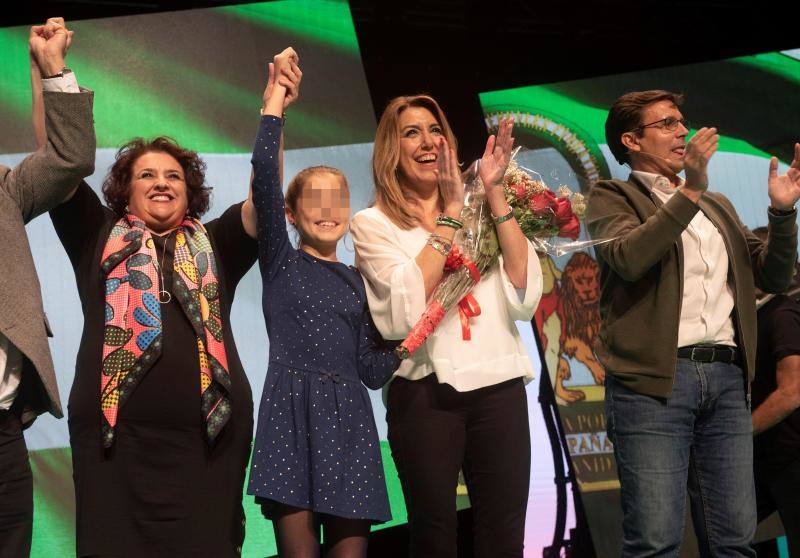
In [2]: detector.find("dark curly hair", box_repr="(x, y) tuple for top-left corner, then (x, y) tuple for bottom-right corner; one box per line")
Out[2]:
(102, 136), (212, 217)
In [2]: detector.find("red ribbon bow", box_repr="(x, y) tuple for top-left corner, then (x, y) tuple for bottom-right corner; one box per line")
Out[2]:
(444, 246), (482, 339)
(458, 294), (481, 340)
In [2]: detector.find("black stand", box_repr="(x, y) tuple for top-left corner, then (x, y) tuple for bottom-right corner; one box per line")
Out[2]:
(533, 324), (596, 558)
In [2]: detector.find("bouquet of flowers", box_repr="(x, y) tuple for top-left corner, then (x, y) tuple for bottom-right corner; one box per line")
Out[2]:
(396, 149), (609, 359)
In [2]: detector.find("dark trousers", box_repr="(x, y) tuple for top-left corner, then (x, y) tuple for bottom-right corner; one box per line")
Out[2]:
(756, 458), (800, 557)
(386, 375), (530, 558)
(0, 411), (33, 558)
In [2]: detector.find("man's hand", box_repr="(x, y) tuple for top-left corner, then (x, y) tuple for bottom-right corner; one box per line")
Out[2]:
(768, 142), (800, 211)
(29, 17), (73, 78)
(683, 126), (719, 192)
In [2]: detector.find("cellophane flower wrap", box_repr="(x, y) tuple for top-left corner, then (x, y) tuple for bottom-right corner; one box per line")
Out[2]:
(396, 149), (612, 359)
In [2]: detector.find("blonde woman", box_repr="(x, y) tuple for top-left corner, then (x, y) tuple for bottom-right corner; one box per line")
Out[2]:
(351, 95), (543, 558)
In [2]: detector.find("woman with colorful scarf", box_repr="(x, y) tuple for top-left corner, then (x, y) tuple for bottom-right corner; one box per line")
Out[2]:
(47, 68), (300, 557)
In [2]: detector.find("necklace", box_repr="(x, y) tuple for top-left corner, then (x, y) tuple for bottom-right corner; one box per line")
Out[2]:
(156, 230), (175, 304)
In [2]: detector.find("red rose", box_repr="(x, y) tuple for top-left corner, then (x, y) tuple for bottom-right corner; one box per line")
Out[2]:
(529, 192), (554, 214)
(558, 214), (581, 240)
(553, 197), (573, 226)
(511, 183), (527, 201)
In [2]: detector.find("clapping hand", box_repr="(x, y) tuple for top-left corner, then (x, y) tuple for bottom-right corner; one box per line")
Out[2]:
(768, 143), (800, 211)
(434, 136), (464, 217)
(479, 117), (515, 202)
(682, 127), (719, 192)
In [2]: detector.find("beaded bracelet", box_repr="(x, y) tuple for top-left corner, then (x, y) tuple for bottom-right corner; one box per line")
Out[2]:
(427, 234), (452, 256)
(493, 207), (515, 224)
(435, 214), (463, 230)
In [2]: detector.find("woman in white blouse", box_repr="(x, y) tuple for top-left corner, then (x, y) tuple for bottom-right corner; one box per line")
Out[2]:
(350, 94), (543, 558)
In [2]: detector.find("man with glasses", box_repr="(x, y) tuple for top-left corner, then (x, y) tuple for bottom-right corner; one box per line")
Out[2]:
(586, 89), (800, 557)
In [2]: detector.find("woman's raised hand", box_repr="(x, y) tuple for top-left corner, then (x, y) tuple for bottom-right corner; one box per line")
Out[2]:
(479, 117), (515, 201)
(434, 136), (464, 217)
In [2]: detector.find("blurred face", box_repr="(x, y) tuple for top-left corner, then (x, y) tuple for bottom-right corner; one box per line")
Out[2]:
(623, 100), (689, 175)
(126, 151), (189, 233)
(287, 172), (350, 247)
(397, 106), (445, 189)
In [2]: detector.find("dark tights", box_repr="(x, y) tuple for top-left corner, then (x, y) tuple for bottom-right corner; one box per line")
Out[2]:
(271, 502), (370, 558)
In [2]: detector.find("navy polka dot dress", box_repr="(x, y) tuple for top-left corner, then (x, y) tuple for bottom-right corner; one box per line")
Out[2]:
(247, 115), (398, 522)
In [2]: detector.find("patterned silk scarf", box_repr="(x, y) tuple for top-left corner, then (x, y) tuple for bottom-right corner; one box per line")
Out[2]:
(100, 214), (232, 448)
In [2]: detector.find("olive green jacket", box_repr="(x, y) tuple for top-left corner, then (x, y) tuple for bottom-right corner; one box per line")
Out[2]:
(586, 175), (798, 398)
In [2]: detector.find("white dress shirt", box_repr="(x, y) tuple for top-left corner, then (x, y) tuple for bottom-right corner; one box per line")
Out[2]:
(632, 171), (736, 347)
(351, 206), (543, 392)
(0, 333), (23, 410)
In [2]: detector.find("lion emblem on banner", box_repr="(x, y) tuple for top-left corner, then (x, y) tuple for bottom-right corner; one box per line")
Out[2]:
(535, 252), (603, 405)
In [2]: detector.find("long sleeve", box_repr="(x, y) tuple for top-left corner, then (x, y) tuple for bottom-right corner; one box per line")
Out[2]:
(50, 181), (108, 272)
(203, 201), (258, 289)
(2, 90), (95, 223)
(586, 180), (699, 281)
(496, 239), (543, 322)
(251, 115), (291, 280)
(350, 210), (427, 340)
(741, 205), (797, 294)
(356, 307), (401, 389)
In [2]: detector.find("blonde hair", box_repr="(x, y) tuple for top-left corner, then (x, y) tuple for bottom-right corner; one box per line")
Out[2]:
(372, 95), (459, 229)
(285, 165), (349, 214)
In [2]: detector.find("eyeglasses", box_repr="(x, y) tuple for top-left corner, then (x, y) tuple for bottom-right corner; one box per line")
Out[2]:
(632, 117), (690, 133)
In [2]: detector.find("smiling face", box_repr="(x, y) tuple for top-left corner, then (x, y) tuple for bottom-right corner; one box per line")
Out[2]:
(126, 151), (190, 233)
(287, 171), (350, 250)
(396, 106), (444, 190)
(622, 100), (689, 175)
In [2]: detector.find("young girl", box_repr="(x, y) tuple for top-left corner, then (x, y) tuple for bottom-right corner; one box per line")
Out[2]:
(247, 49), (399, 558)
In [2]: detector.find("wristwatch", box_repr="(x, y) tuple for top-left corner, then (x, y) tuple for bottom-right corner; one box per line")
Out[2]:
(43, 67), (72, 79)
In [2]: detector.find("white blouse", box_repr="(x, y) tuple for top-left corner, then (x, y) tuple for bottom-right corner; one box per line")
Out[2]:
(350, 206), (543, 392)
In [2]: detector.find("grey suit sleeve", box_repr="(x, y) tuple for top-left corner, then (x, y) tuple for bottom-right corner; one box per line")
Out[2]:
(1, 89), (95, 224)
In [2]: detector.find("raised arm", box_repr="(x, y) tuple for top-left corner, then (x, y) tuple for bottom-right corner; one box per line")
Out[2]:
(587, 126), (725, 281)
(242, 51), (302, 239)
(586, 183), (699, 281)
(411, 137), (464, 299)
(248, 48), (301, 278)
(745, 143), (800, 293)
(479, 117), (529, 288)
(29, 18), (74, 149)
(5, 18), (94, 222)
